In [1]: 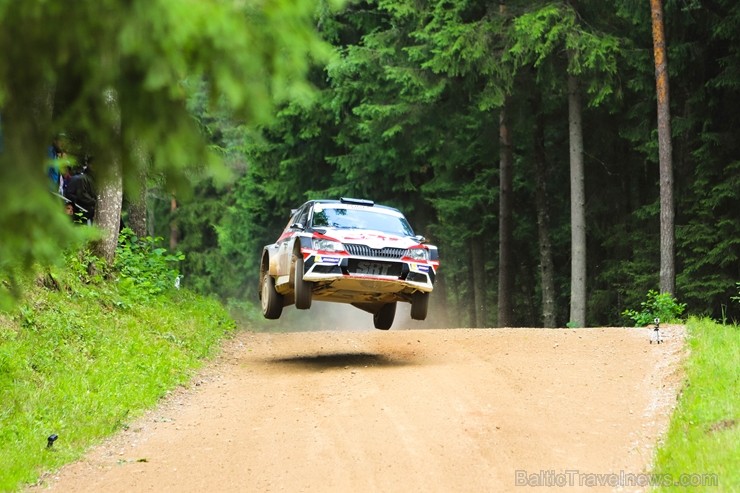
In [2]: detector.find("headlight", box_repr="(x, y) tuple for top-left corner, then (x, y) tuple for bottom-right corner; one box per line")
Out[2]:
(313, 238), (344, 253)
(405, 248), (428, 260)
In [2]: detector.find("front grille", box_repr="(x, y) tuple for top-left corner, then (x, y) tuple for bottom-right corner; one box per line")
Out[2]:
(345, 244), (406, 259)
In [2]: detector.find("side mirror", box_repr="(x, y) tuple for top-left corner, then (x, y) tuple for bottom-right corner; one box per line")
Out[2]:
(291, 222), (305, 230)
(413, 235), (426, 244)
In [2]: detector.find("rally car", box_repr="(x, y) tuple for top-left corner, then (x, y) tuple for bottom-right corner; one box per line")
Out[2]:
(259, 198), (439, 330)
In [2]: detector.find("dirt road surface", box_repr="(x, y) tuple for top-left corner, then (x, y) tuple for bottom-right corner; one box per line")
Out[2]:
(33, 324), (686, 493)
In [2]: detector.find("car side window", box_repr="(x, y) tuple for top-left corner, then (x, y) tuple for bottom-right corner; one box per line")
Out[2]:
(284, 205), (305, 231)
(284, 211), (299, 231)
(285, 204), (309, 231)
(295, 205), (309, 229)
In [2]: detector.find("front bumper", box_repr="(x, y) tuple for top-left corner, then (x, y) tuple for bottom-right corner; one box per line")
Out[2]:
(302, 253), (436, 294)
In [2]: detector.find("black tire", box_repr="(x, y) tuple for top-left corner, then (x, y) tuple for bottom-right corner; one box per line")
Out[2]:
(410, 292), (429, 320)
(294, 255), (312, 309)
(261, 272), (283, 319)
(373, 302), (396, 330)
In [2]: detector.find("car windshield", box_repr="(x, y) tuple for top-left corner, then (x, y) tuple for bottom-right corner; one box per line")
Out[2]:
(311, 206), (415, 237)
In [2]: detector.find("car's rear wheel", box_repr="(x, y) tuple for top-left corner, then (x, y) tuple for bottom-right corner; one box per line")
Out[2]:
(373, 302), (396, 330)
(410, 292), (429, 320)
(294, 255), (312, 309)
(261, 272), (283, 319)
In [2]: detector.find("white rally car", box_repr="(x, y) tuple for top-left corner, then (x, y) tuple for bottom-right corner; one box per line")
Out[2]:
(259, 198), (439, 330)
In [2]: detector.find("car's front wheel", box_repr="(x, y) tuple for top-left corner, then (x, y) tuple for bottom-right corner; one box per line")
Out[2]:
(373, 302), (396, 330)
(410, 292), (429, 320)
(294, 255), (312, 309)
(261, 272), (283, 319)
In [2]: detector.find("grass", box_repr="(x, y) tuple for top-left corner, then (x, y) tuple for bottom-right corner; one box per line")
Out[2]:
(0, 261), (235, 492)
(2, 257), (736, 493)
(652, 317), (739, 492)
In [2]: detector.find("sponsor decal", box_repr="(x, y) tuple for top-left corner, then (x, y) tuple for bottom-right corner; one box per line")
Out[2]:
(355, 261), (393, 276)
(338, 234), (403, 249)
(314, 255), (341, 265)
(410, 263), (430, 273)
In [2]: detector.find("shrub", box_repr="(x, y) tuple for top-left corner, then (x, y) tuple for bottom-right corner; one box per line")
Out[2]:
(0, 239), (232, 491)
(113, 228), (184, 299)
(622, 289), (687, 326)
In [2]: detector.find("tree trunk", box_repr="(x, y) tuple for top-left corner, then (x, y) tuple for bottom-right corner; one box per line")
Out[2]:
(650, 0), (675, 296)
(169, 197), (179, 250)
(92, 88), (123, 264)
(127, 197), (147, 237)
(127, 143), (148, 237)
(568, 71), (587, 327)
(93, 164), (123, 263)
(533, 97), (557, 328)
(498, 101), (515, 327)
(471, 235), (487, 327)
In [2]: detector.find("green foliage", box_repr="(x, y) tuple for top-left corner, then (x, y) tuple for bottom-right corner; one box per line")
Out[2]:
(66, 247), (108, 285)
(114, 228), (184, 299)
(507, 2), (622, 107)
(0, 255), (234, 492)
(151, 0), (740, 327)
(676, 160), (740, 320)
(622, 290), (687, 327)
(0, 0), (333, 288)
(0, 200), (99, 310)
(652, 318), (739, 492)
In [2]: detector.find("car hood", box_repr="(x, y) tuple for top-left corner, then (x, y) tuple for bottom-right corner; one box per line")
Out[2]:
(320, 229), (420, 250)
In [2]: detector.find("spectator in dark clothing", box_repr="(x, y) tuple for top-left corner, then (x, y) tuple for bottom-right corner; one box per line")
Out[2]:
(65, 165), (95, 224)
(59, 164), (74, 197)
(47, 139), (62, 192)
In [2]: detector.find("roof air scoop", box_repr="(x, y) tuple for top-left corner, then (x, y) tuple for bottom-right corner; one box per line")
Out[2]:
(340, 197), (375, 206)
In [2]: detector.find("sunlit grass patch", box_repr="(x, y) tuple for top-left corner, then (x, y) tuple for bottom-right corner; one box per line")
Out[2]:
(652, 317), (739, 492)
(0, 263), (234, 492)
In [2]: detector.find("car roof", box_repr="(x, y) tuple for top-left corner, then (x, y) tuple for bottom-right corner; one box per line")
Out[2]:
(305, 198), (403, 215)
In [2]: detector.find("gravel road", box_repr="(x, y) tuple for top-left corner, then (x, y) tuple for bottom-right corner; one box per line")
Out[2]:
(33, 323), (686, 493)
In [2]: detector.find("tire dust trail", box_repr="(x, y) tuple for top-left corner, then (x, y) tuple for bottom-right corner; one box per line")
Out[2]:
(32, 326), (686, 493)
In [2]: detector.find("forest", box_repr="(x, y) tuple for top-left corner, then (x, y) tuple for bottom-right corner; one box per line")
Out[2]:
(173, 0), (738, 327)
(1, 0), (738, 327)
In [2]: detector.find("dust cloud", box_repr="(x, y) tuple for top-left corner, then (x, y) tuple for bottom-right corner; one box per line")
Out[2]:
(258, 300), (446, 332)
